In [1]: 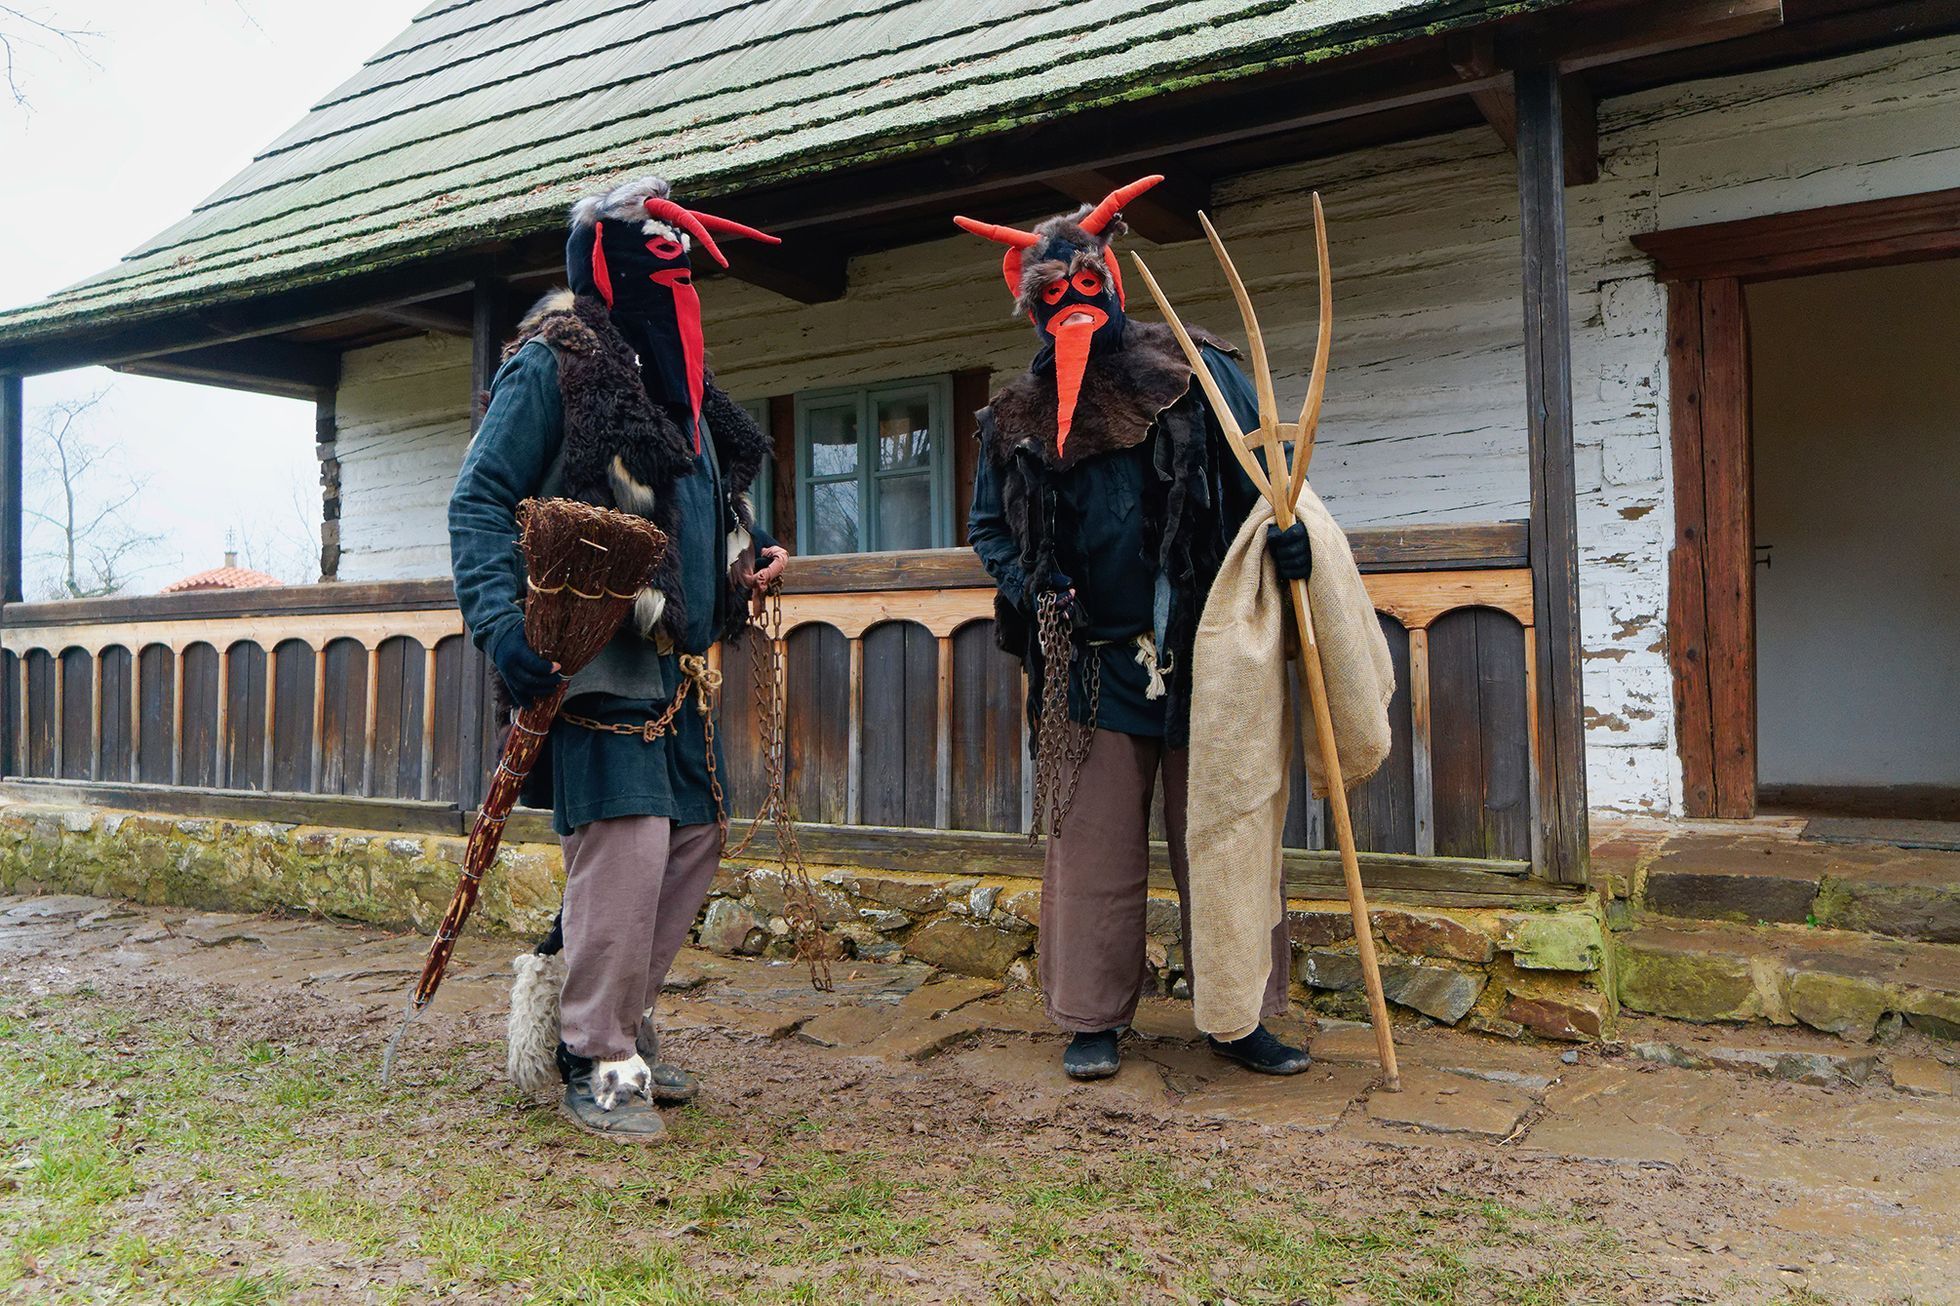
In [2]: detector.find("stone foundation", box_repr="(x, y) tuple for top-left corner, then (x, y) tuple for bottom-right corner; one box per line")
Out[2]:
(0, 800), (1611, 1041)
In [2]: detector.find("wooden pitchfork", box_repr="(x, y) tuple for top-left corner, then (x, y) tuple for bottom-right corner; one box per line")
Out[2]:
(1132, 193), (1400, 1091)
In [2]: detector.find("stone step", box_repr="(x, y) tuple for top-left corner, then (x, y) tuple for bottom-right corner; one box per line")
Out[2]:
(1637, 832), (1960, 943)
(1615, 918), (1960, 1041)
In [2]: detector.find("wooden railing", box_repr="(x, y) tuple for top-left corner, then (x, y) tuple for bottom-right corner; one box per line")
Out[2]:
(723, 522), (1538, 866)
(1, 521), (1538, 870)
(1, 580), (476, 803)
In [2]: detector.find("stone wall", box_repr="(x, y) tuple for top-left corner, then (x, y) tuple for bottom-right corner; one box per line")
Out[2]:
(0, 800), (1609, 1041)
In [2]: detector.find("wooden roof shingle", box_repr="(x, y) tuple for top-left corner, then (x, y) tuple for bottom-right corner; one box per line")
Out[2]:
(0, 0), (1564, 346)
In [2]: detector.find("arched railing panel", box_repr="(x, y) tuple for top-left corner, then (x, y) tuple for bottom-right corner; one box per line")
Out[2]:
(1428, 605), (1533, 861)
(370, 635), (427, 799)
(949, 619), (1024, 834)
(269, 639), (316, 794)
(97, 646), (134, 782)
(137, 644), (174, 784)
(785, 623), (850, 825)
(178, 643), (221, 788)
(859, 619), (937, 830)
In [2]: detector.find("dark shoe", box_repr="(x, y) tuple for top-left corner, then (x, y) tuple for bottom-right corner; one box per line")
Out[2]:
(1063, 1029), (1123, 1080)
(636, 1017), (699, 1105)
(1208, 1024), (1312, 1076)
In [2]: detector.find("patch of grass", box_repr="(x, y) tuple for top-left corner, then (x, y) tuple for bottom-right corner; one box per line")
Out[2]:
(2, 988), (1628, 1304)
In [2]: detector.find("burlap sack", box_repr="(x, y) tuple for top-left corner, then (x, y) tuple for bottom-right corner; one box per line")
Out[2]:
(1184, 483), (1394, 1038)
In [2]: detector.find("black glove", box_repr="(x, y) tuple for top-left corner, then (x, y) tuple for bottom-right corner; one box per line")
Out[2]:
(1267, 521), (1313, 583)
(1035, 568), (1074, 594)
(491, 624), (560, 710)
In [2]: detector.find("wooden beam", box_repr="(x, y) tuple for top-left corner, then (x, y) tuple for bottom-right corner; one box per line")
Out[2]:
(1635, 186), (1960, 284)
(1514, 66), (1589, 886)
(1047, 170), (1209, 243)
(0, 271), (479, 377)
(2, 375), (18, 777)
(1665, 282), (1717, 818)
(1552, 0), (1785, 73)
(720, 240), (847, 304)
(1450, 31), (1596, 185)
(116, 337), (338, 400)
(1696, 277), (1755, 818)
(1448, 30), (1517, 151)
(375, 302), (473, 336)
(454, 277), (505, 812)
(0, 375), (20, 606)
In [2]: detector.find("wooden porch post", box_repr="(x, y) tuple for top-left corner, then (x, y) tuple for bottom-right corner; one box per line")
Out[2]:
(1, 375), (20, 779)
(454, 276), (506, 812)
(1515, 66), (1589, 884)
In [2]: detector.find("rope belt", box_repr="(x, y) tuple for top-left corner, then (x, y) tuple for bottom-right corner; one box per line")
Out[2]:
(559, 653), (724, 741)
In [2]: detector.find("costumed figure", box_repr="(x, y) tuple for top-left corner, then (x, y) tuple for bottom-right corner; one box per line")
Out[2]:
(960, 176), (1318, 1081)
(448, 176), (788, 1142)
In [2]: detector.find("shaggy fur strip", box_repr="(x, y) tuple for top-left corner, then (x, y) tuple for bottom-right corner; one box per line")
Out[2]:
(506, 951), (566, 1095)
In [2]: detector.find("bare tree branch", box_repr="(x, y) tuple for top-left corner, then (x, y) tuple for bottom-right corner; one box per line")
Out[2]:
(24, 391), (170, 598)
(0, 4), (101, 110)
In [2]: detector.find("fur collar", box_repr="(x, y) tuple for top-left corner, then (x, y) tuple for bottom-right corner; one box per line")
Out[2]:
(982, 320), (1234, 473)
(505, 289), (771, 644)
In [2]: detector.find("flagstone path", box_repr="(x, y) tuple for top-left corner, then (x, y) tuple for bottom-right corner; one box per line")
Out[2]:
(5, 892), (1958, 1303)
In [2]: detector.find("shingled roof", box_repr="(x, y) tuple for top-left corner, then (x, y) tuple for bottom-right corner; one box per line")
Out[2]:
(0, 0), (1566, 349)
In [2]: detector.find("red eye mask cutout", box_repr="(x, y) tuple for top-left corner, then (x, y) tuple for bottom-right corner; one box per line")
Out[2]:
(1072, 270), (1102, 296)
(647, 234), (685, 260)
(1041, 279), (1068, 306)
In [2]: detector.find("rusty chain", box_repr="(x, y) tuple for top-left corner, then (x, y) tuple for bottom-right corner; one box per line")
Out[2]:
(1028, 588), (1099, 845)
(726, 584), (834, 991)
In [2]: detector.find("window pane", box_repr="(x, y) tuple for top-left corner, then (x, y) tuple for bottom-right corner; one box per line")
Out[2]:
(807, 404), (859, 477)
(810, 480), (861, 555)
(875, 474), (933, 551)
(876, 395), (932, 471)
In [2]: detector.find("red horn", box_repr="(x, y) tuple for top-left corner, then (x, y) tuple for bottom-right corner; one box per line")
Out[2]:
(1078, 174), (1164, 237)
(688, 209), (782, 246)
(645, 196), (727, 268)
(953, 215), (1041, 248)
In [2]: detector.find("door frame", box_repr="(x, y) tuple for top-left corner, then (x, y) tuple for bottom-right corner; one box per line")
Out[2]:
(1636, 187), (1960, 817)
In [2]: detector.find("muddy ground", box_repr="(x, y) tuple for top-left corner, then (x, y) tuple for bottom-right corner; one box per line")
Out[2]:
(1, 894), (1954, 1304)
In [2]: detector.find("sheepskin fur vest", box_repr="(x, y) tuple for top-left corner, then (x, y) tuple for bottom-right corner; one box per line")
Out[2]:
(977, 319), (1241, 744)
(505, 290), (769, 645)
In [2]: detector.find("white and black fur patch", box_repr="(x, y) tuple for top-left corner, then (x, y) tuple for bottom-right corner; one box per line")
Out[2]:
(569, 175), (676, 231)
(591, 1053), (653, 1111)
(506, 952), (566, 1096)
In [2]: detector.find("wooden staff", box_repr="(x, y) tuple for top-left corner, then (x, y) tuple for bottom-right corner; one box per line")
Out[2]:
(1133, 194), (1401, 1091)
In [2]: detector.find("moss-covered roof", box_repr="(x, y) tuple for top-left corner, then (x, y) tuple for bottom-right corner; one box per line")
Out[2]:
(0, 0), (1565, 350)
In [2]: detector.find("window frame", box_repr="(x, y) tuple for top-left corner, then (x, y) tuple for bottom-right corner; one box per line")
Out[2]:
(793, 375), (954, 555)
(736, 397), (773, 538)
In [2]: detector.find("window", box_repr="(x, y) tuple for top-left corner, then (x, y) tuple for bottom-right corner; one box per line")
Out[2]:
(737, 397), (772, 536)
(795, 377), (953, 555)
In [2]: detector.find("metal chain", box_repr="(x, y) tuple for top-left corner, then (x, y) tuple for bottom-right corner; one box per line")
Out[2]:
(1028, 589), (1099, 844)
(726, 584), (833, 991)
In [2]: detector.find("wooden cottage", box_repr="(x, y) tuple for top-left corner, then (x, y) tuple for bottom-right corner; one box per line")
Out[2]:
(3, 0), (1957, 1034)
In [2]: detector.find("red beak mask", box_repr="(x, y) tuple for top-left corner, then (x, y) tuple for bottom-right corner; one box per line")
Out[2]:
(955, 176), (1163, 455)
(569, 196), (780, 452)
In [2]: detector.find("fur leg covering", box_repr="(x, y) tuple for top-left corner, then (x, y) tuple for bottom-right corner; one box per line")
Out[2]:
(507, 952), (567, 1095)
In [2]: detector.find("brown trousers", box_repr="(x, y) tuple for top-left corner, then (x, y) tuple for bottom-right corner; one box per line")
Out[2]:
(1041, 728), (1292, 1033)
(558, 816), (722, 1061)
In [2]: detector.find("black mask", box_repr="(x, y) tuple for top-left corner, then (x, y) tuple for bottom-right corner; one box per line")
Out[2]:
(566, 214), (705, 447)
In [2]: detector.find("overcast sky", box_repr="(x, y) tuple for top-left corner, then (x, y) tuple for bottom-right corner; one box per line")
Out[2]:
(2, 0), (424, 598)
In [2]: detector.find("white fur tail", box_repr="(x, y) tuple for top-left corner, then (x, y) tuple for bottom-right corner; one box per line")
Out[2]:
(507, 952), (567, 1095)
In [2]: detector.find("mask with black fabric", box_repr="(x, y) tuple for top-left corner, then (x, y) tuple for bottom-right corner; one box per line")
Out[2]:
(564, 178), (780, 453)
